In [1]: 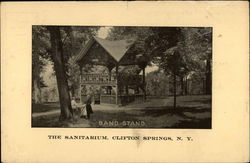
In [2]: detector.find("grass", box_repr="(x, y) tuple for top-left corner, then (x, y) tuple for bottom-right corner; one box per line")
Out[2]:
(32, 114), (62, 127)
(32, 102), (59, 113)
(32, 95), (212, 129)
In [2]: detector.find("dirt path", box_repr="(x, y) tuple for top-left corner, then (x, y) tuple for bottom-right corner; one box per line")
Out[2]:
(32, 110), (60, 118)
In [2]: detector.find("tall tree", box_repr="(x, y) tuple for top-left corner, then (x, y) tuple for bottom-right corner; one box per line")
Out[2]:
(179, 27), (212, 94)
(32, 26), (50, 103)
(146, 27), (185, 109)
(47, 26), (73, 120)
(158, 46), (188, 109)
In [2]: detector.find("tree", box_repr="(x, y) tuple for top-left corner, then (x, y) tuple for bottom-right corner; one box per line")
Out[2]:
(32, 26), (100, 121)
(179, 27), (212, 94)
(32, 26), (50, 103)
(145, 27), (185, 109)
(149, 27), (212, 101)
(47, 26), (73, 120)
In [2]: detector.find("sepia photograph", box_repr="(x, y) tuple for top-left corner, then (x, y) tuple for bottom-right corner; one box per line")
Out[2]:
(32, 26), (212, 128)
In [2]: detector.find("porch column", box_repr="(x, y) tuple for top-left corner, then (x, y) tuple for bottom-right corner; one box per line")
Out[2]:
(108, 67), (112, 95)
(115, 65), (119, 105)
(79, 65), (82, 103)
(142, 67), (146, 101)
(126, 85), (129, 95)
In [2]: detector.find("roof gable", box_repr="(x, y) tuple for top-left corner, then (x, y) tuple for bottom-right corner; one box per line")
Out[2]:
(73, 37), (134, 65)
(94, 37), (133, 62)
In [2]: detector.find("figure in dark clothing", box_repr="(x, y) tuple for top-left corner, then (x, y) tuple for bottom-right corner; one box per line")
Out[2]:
(85, 95), (93, 119)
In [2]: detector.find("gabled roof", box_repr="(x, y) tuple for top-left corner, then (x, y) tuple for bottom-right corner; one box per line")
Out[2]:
(73, 36), (134, 64)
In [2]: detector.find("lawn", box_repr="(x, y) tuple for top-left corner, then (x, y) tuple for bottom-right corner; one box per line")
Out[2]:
(32, 95), (211, 129)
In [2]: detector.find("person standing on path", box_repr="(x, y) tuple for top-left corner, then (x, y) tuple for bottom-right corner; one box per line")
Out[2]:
(85, 94), (93, 119)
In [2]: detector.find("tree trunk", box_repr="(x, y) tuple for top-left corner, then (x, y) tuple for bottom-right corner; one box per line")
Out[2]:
(32, 53), (42, 104)
(33, 79), (41, 103)
(48, 26), (73, 121)
(173, 74), (177, 109)
(185, 76), (188, 95)
(205, 59), (212, 95)
(71, 85), (75, 98)
(203, 78), (205, 95)
(108, 66), (112, 95)
(181, 76), (184, 95)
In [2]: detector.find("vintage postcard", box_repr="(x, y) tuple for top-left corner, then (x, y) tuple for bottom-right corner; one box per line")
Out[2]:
(1, 1), (249, 163)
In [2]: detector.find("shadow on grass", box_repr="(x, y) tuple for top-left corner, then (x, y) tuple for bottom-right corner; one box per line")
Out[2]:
(32, 114), (62, 127)
(32, 102), (59, 113)
(142, 106), (211, 129)
(144, 106), (210, 117)
(170, 118), (211, 129)
(182, 98), (211, 105)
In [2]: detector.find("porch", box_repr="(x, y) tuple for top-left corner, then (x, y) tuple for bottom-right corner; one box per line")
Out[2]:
(80, 73), (145, 105)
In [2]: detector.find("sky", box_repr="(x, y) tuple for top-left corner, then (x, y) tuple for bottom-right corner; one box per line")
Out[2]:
(97, 27), (111, 39)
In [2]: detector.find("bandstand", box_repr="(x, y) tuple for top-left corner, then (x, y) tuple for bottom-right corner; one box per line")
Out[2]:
(73, 37), (147, 105)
